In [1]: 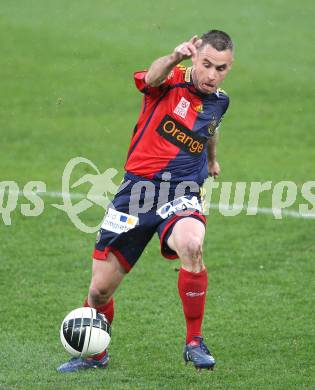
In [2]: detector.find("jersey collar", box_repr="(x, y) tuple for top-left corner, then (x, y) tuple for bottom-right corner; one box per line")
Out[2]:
(184, 66), (193, 83)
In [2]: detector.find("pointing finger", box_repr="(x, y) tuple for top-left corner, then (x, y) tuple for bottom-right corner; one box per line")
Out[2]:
(187, 42), (197, 52)
(187, 43), (197, 58)
(189, 35), (198, 44)
(195, 39), (203, 48)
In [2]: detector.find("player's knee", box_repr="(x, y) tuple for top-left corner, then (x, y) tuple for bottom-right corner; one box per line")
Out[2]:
(177, 234), (202, 261)
(88, 284), (111, 306)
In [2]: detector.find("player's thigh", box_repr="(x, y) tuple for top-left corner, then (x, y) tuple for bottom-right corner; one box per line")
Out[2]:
(167, 217), (205, 256)
(90, 252), (126, 298)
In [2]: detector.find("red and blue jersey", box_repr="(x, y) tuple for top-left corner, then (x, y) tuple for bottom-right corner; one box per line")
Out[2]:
(124, 64), (229, 185)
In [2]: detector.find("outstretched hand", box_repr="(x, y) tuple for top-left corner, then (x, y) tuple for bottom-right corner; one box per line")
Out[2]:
(173, 35), (203, 62)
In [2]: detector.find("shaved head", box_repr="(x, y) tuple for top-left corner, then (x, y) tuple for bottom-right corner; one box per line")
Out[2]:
(199, 30), (234, 53)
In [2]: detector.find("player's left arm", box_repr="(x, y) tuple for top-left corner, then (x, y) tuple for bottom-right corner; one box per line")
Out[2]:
(207, 133), (220, 178)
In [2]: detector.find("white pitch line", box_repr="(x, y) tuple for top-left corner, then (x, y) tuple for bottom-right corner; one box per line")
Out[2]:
(208, 203), (315, 219)
(17, 190), (85, 200)
(11, 190), (315, 220)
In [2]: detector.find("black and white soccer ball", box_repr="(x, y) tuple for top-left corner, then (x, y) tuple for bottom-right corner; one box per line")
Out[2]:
(60, 307), (111, 357)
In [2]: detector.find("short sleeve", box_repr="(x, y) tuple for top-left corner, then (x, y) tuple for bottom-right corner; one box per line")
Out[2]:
(133, 71), (150, 93)
(133, 66), (182, 98)
(207, 93), (229, 136)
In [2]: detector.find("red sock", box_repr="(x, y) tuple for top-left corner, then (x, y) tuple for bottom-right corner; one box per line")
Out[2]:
(178, 267), (208, 344)
(83, 297), (114, 360)
(84, 297), (114, 324)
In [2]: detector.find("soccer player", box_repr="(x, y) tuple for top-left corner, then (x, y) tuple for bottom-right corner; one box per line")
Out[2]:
(58, 29), (234, 372)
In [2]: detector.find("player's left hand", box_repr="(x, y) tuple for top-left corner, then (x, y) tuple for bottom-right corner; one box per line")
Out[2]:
(208, 160), (220, 178)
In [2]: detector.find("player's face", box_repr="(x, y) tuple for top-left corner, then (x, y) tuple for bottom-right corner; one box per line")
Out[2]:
(192, 44), (233, 94)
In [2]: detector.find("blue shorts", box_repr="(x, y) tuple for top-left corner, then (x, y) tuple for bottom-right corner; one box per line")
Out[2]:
(93, 173), (206, 272)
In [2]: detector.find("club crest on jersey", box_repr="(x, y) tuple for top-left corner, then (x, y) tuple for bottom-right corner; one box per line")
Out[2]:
(193, 104), (203, 113)
(173, 97), (190, 119)
(208, 113), (219, 136)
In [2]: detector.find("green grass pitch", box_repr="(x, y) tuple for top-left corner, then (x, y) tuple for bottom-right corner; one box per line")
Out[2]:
(0, 1), (314, 389)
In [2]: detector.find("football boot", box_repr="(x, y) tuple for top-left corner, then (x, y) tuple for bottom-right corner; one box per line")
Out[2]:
(57, 351), (109, 373)
(183, 337), (215, 370)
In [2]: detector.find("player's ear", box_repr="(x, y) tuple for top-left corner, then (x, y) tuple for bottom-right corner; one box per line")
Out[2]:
(227, 57), (234, 71)
(228, 51), (234, 69)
